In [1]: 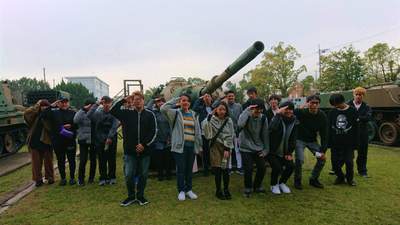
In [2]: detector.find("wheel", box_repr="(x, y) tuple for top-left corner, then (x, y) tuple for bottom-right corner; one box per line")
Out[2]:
(4, 133), (16, 153)
(0, 136), (3, 155)
(17, 129), (28, 142)
(378, 122), (399, 145)
(367, 121), (379, 141)
(375, 112), (383, 121)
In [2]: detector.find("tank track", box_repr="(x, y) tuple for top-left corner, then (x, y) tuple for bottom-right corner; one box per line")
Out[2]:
(0, 125), (28, 158)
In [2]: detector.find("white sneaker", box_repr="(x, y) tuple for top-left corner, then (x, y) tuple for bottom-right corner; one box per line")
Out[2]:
(178, 191), (185, 201)
(279, 183), (291, 194)
(270, 185), (281, 195)
(186, 190), (198, 199)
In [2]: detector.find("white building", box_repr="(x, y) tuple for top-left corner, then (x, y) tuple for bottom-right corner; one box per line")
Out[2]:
(64, 76), (109, 100)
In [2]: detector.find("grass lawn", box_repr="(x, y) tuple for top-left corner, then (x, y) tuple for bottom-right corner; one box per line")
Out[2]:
(0, 141), (399, 224)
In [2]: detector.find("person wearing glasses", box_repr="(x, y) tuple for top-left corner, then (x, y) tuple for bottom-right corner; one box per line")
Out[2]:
(293, 95), (328, 190)
(110, 91), (157, 206)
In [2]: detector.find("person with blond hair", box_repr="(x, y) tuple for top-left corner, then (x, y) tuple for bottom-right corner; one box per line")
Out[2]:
(346, 87), (371, 178)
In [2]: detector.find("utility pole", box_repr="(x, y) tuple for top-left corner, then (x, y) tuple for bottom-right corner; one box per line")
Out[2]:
(318, 45), (329, 78)
(43, 67), (46, 90)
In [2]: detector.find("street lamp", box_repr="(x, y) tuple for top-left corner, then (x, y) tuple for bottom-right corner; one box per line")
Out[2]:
(318, 44), (329, 79)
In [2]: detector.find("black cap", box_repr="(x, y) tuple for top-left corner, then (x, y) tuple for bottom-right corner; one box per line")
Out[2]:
(247, 86), (257, 94)
(84, 98), (96, 106)
(101, 96), (112, 102)
(250, 98), (264, 109)
(59, 96), (69, 101)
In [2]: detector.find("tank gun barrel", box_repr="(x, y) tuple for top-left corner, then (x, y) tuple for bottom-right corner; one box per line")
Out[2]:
(202, 41), (264, 95)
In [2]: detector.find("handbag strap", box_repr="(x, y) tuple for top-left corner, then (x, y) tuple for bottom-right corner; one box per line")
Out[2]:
(209, 118), (229, 149)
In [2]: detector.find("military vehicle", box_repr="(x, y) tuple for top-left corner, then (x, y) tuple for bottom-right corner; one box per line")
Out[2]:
(22, 90), (70, 107)
(157, 41), (265, 103)
(0, 82), (28, 157)
(318, 82), (400, 146)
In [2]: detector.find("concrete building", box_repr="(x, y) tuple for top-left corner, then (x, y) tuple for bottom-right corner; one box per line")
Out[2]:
(64, 76), (109, 100)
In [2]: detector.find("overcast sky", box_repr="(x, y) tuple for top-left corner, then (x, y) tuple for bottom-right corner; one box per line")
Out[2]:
(1, 0), (399, 96)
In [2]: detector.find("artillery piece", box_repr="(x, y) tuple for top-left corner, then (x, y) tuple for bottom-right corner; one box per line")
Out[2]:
(159, 41), (265, 103)
(0, 82), (28, 157)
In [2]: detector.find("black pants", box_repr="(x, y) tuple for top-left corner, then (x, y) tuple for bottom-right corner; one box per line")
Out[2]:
(265, 154), (294, 185)
(54, 142), (77, 180)
(78, 143), (97, 181)
(357, 132), (369, 173)
(202, 135), (210, 173)
(241, 152), (266, 189)
(155, 147), (172, 179)
(214, 167), (229, 191)
(96, 143), (117, 181)
(331, 146), (354, 180)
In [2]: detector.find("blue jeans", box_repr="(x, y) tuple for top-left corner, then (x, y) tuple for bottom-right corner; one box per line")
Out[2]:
(124, 154), (151, 198)
(294, 140), (326, 180)
(172, 146), (195, 192)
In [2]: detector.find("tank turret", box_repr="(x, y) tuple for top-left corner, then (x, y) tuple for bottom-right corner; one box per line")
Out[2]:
(0, 82), (28, 157)
(160, 41), (265, 103)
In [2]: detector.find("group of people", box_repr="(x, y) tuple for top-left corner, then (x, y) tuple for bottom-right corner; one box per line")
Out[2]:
(23, 85), (371, 206)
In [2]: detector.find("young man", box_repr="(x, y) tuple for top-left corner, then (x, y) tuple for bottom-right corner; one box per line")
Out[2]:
(238, 98), (269, 197)
(293, 95), (328, 189)
(328, 93), (359, 186)
(110, 91), (157, 206)
(74, 98), (97, 186)
(265, 94), (281, 122)
(193, 92), (213, 177)
(212, 90), (244, 175)
(87, 96), (119, 186)
(241, 87), (266, 114)
(346, 87), (371, 178)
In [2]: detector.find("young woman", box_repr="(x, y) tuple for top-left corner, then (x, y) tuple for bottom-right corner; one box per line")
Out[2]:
(202, 102), (234, 200)
(146, 97), (172, 181)
(160, 93), (202, 201)
(267, 101), (299, 195)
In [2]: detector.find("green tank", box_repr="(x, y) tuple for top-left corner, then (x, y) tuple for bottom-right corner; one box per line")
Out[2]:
(319, 81), (400, 145)
(0, 82), (28, 157)
(159, 41), (265, 103)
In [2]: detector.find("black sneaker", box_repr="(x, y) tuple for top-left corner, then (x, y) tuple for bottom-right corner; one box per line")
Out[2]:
(48, 179), (54, 184)
(88, 178), (95, 184)
(224, 189), (232, 200)
(309, 178), (324, 188)
(35, 181), (43, 187)
(244, 188), (251, 197)
(78, 180), (85, 186)
(59, 179), (67, 186)
(253, 187), (267, 195)
(69, 179), (76, 185)
(137, 196), (148, 205)
(215, 190), (225, 200)
(347, 179), (357, 186)
(121, 197), (136, 206)
(294, 179), (303, 190)
(333, 178), (345, 185)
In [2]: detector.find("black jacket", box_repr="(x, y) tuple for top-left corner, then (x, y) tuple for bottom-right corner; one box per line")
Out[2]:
(268, 113), (299, 156)
(110, 99), (157, 156)
(41, 106), (77, 146)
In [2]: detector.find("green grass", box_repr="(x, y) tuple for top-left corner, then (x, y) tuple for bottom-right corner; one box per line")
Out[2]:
(1, 141), (399, 224)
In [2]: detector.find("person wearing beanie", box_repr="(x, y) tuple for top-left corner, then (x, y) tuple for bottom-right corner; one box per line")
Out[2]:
(87, 96), (119, 186)
(267, 101), (299, 195)
(23, 99), (54, 187)
(238, 98), (269, 197)
(74, 98), (97, 186)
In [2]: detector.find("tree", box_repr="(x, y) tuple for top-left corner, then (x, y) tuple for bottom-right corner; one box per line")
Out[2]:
(363, 43), (400, 83)
(3, 77), (51, 105)
(316, 45), (365, 92)
(187, 77), (206, 85)
(223, 81), (241, 103)
(54, 79), (96, 108)
(240, 42), (307, 98)
(144, 84), (165, 104)
(299, 75), (314, 97)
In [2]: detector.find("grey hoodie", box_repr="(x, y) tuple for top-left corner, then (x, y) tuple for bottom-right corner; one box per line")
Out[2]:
(87, 104), (119, 147)
(238, 107), (269, 156)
